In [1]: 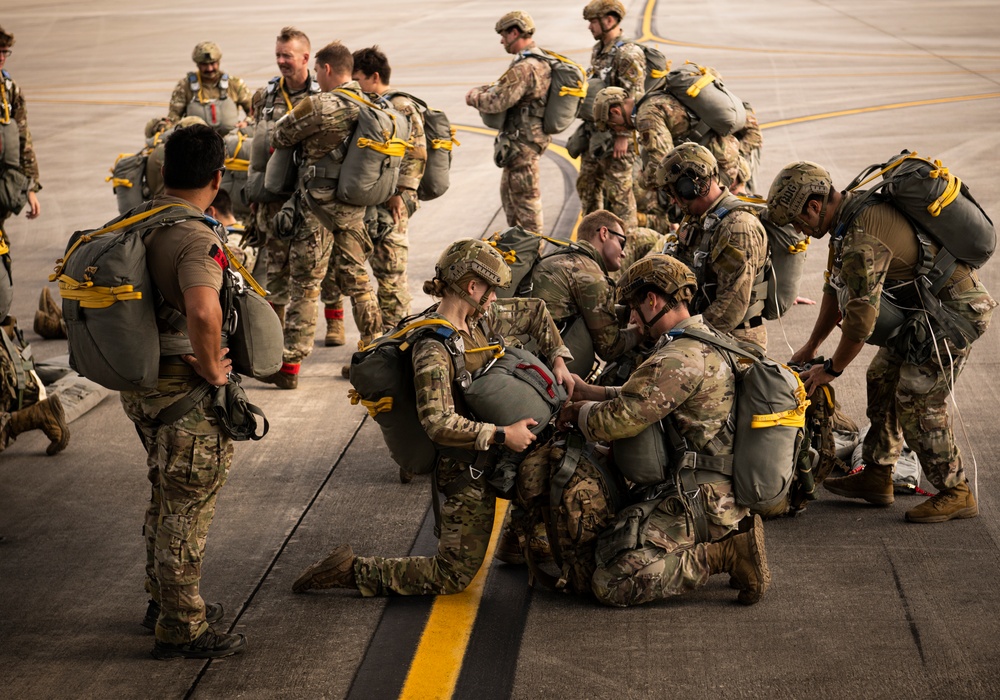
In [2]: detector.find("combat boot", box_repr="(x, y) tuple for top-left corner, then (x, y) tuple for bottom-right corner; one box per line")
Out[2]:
(399, 466), (414, 484)
(33, 287), (67, 340)
(258, 363), (298, 390)
(270, 303), (286, 328)
(151, 626), (246, 660)
(142, 600), (224, 632)
(905, 480), (978, 523)
(9, 396), (70, 455)
(324, 303), (345, 347)
(823, 464), (894, 505)
(705, 514), (770, 605)
(292, 544), (357, 593)
(341, 364), (351, 379)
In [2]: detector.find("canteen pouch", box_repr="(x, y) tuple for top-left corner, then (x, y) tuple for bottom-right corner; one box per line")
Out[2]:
(212, 374), (268, 441)
(494, 133), (516, 168)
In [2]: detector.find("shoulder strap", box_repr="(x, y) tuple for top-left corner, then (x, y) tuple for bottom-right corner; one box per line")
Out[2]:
(187, 72), (199, 91)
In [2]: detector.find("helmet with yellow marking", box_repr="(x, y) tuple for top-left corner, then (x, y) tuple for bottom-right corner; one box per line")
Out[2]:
(766, 161), (833, 227)
(495, 11), (536, 36)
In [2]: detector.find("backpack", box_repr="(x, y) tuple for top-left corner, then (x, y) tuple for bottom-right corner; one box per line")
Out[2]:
(578, 40), (668, 122)
(514, 432), (628, 595)
(536, 49), (587, 135)
(382, 90), (458, 201)
(0, 229), (13, 320)
(221, 128), (252, 219)
(663, 62), (747, 139)
(840, 150), (995, 269)
(107, 152), (151, 215)
(481, 226), (574, 298)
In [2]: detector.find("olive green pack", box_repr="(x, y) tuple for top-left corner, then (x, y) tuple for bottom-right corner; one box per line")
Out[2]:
(662, 61), (747, 139)
(383, 90), (457, 201)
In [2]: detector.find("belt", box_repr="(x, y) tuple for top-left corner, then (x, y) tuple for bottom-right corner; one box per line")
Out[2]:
(159, 358), (196, 378)
(943, 271), (979, 300)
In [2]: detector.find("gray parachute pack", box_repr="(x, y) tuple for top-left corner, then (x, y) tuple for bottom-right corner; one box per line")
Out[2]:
(382, 89), (457, 201)
(662, 61), (747, 139)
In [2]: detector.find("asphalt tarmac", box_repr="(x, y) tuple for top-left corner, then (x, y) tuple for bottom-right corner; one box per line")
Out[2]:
(2, 1), (999, 698)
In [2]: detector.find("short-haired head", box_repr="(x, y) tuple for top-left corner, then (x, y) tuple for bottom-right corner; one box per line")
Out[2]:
(163, 124), (225, 190)
(352, 46), (391, 83)
(579, 209), (625, 243)
(315, 41), (353, 77)
(277, 26), (311, 50)
(0, 25), (14, 48)
(210, 188), (233, 218)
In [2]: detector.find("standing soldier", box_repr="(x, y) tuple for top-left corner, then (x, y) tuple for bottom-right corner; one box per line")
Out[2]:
(250, 28), (325, 389)
(577, 0), (644, 230)
(270, 41), (383, 384)
(658, 143), (768, 352)
(323, 45), (427, 348)
(559, 255), (770, 607)
(0, 26), (41, 230)
(769, 162), (996, 523)
(165, 42), (253, 135)
(120, 125), (246, 659)
(466, 12), (551, 235)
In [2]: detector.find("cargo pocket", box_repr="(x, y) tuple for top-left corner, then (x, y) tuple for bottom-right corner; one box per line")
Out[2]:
(155, 512), (199, 575)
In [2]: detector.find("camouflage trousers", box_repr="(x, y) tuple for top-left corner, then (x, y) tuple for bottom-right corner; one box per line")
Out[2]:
(592, 485), (742, 607)
(500, 142), (544, 234)
(323, 204), (412, 330)
(354, 457), (495, 596)
(121, 373), (234, 644)
(265, 206), (333, 364)
(577, 150), (638, 232)
(862, 283), (995, 489)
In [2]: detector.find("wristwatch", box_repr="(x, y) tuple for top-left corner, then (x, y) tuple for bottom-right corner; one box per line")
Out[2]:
(494, 427), (506, 445)
(822, 358), (843, 377)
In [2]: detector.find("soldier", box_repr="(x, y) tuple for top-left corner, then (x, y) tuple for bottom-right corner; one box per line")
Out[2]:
(657, 143), (768, 352)
(324, 45), (427, 348)
(769, 162), (997, 523)
(559, 255), (770, 607)
(292, 239), (574, 597)
(466, 12), (552, 235)
(734, 101), (764, 193)
(206, 188), (257, 272)
(165, 42), (253, 135)
(577, 0), (644, 230)
(0, 26), (41, 229)
(119, 125), (245, 659)
(529, 209), (641, 373)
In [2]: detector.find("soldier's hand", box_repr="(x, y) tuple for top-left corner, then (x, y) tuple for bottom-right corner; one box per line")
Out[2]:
(789, 344), (818, 366)
(799, 364), (830, 397)
(26, 192), (40, 219)
(551, 357), (575, 400)
(465, 88), (479, 106)
(504, 418), (539, 452)
(387, 194), (405, 225)
(183, 347), (233, 387)
(612, 134), (629, 159)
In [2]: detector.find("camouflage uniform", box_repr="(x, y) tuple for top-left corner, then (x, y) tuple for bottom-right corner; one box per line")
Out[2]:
(354, 297), (571, 596)
(529, 239), (640, 362)
(119, 195), (234, 644)
(270, 80), (382, 345)
(576, 315), (746, 606)
(614, 225), (667, 282)
(578, 40), (645, 230)
(0, 68), (41, 227)
(634, 90), (741, 190)
(166, 72), (253, 135)
(322, 90), (426, 328)
(675, 188), (768, 351)
(826, 194), (996, 491)
(0, 317), (40, 450)
(467, 43), (552, 234)
(733, 101), (763, 193)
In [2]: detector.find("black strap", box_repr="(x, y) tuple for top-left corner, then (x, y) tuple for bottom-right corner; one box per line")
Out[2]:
(153, 380), (213, 425)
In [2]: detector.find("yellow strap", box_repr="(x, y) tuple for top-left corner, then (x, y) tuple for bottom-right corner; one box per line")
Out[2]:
(736, 195), (766, 205)
(0, 79), (10, 125)
(486, 228), (572, 250)
(279, 78), (295, 113)
(788, 238), (810, 255)
(821, 384), (834, 407)
(750, 366), (810, 429)
(55, 275), (143, 309)
(50, 204), (186, 281)
(430, 139), (455, 151)
(686, 63), (715, 98)
(222, 242), (268, 296)
(558, 82), (588, 98)
(106, 177), (134, 188)
(358, 317), (461, 352)
(849, 151), (924, 192)
(487, 240), (518, 264)
(356, 136), (408, 157)
(232, 131), (248, 160)
(224, 157), (250, 172)
(466, 343), (505, 359)
(650, 68), (668, 80)
(0, 237), (9, 256)
(928, 167), (961, 216)
(348, 389), (394, 417)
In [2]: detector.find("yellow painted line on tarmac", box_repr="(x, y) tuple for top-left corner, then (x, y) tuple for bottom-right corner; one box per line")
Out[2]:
(760, 91), (1000, 129)
(398, 500), (509, 700)
(638, 0), (1000, 61)
(30, 98), (169, 107)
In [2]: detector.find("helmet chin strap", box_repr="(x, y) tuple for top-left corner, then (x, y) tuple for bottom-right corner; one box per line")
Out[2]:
(636, 298), (673, 336)
(448, 280), (494, 320)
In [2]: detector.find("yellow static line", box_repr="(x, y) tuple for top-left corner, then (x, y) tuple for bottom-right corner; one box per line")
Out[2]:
(760, 92), (1000, 129)
(639, 0), (1000, 60)
(398, 500), (509, 700)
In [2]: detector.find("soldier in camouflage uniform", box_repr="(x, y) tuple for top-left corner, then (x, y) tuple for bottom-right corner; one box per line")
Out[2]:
(292, 239), (575, 597)
(734, 101), (763, 193)
(323, 46), (427, 345)
(657, 143), (769, 352)
(576, 0), (644, 231)
(771, 162), (997, 523)
(165, 42), (253, 136)
(119, 126), (246, 659)
(559, 255), (770, 606)
(269, 41), (384, 385)
(466, 12), (552, 234)
(529, 209), (641, 374)
(0, 26), (41, 227)
(246, 28), (324, 389)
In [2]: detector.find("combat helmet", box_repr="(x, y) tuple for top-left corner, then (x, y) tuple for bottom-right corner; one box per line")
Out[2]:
(655, 142), (719, 200)
(616, 255), (697, 306)
(495, 11), (535, 36)
(192, 41), (222, 64)
(435, 239), (512, 315)
(593, 87), (628, 131)
(583, 0), (626, 21)
(766, 161), (833, 227)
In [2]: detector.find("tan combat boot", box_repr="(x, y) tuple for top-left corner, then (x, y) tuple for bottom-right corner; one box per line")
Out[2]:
(292, 544), (357, 593)
(33, 287), (67, 340)
(9, 395), (70, 455)
(823, 464), (894, 505)
(324, 303), (345, 347)
(258, 362), (298, 390)
(705, 514), (770, 605)
(905, 481), (978, 523)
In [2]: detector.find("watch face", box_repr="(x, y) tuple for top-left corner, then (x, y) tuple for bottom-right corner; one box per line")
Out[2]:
(495, 428), (505, 444)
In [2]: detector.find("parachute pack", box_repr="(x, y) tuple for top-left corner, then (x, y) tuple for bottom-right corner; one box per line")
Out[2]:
(0, 229), (13, 320)
(220, 129), (251, 219)
(481, 225), (574, 298)
(382, 90), (458, 201)
(184, 72), (239, 134)
(50, 203), (280, 391)
(300, 87), (409, 212)
(578, 40), (669, 122)
(662, 61), (747, 139)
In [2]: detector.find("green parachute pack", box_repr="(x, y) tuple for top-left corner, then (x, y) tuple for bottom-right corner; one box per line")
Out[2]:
(382, 89), (458, 201)
(662, 61), (747, 139)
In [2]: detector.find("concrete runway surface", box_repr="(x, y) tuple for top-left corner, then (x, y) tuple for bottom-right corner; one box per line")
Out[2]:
(1, 0), (999, 698)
